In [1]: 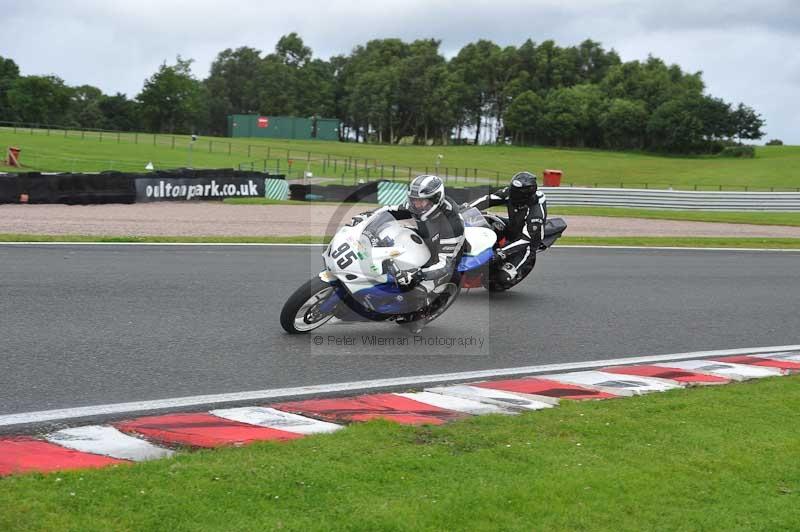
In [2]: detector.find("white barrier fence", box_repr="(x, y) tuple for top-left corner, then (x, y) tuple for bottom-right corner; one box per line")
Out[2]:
(541, 187), (800, 211)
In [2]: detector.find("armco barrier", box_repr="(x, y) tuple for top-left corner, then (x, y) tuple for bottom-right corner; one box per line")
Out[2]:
(541, 187), (800, 211)
(3, 172), (798, 211)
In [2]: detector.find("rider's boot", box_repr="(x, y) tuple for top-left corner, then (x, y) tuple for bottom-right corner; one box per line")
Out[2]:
(500, 262), (518, 284)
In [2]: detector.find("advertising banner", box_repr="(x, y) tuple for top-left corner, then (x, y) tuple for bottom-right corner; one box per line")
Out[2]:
(135, 176), (265, 202)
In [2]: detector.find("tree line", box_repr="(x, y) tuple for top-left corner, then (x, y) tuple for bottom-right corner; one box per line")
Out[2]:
(0, 34), (765, 154)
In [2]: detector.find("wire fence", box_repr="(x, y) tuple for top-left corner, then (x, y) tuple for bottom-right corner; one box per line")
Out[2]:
(1, 121), (797, 191)
(0, 121), (508, 185)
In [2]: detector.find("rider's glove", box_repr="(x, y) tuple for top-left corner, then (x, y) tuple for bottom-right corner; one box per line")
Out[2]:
(395, 268), (423, 287)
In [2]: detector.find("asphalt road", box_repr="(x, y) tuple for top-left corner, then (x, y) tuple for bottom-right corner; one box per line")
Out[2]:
(1, 244), (799, 416)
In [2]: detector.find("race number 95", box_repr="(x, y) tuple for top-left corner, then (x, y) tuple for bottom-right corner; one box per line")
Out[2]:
(331, 243), (358, 268)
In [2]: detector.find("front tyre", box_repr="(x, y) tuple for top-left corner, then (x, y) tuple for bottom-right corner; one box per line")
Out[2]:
(280, 277), (337, 334)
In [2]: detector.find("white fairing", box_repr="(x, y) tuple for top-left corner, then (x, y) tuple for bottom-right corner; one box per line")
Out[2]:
(464, 226), (496, 256)
(322, 213), (430, 293)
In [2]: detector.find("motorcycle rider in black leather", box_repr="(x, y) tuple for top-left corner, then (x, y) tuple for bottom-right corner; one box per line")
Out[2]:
(469, 171), (547, 286)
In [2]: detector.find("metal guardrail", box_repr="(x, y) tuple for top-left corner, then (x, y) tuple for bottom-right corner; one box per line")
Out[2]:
(542, 187), (800, 211)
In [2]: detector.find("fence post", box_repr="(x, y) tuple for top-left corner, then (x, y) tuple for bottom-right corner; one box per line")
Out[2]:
(135, 133), (138, 144)
(228, 142), (231, 155)
(117, 132), (121, 144)
(392, 165), (396, 180)
(153, 134), (156, 146)
(208, 140), (212, 153)
(381, 165), (384, 178)
(248, 145), (251, 158)
(307, 151), (311, 161)
(334, 159), (337, 173)
(82, 129), (85, 140)
(267, 147), (271, 160)
(474, 168), (478, 182)
(99, 131), (103, 142)
(171, 136), (175, 149)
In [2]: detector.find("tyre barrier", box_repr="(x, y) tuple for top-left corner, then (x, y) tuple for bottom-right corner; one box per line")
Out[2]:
(0, 170), (284, 205)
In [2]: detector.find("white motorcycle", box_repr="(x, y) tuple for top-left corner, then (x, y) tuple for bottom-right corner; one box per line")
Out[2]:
(280, 207), (497, 334)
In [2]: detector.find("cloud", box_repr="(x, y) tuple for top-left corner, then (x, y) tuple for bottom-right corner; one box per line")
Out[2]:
(2, 0), (798, 142)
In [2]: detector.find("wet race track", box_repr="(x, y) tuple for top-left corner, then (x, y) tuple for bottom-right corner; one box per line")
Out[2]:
(1, 244), (799, 416)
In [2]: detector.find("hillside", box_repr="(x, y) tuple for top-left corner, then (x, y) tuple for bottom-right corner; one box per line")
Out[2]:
(0, 127), (798, 190)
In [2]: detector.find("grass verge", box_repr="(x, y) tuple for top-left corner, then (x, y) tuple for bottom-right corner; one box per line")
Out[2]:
(2, 234), (800, 249)
(224, 199), (800, 227)
(1, 376), (798, 531)
(547, 206), (800, 227)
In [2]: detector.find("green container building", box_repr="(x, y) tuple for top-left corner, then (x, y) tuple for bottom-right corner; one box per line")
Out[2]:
(227, 115), (340, 141)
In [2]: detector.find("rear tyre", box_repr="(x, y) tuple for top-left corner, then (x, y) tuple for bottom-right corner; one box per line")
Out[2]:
(280, 277), (336, 334)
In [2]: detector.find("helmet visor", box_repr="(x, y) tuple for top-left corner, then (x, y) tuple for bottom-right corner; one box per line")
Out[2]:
(408, 197), (434, 216)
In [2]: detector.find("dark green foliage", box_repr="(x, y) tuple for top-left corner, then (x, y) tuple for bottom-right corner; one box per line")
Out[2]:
(5, 75), (72, 124)
(137, 57), (208, 134)
(0, 35), (765, 153)
(600, 99), (648, 149)
(719, 145), (756, 158)
(504, 90), (544, 145)
(0, 56), (20, 120)
(766, 139), (783, 146)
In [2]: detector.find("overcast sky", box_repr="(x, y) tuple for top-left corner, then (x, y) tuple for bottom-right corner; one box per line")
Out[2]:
(3, 0), (798, 143)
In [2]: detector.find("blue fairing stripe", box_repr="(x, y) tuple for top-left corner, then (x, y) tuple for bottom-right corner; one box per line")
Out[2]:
(458, 248), (494, 272)
(319, 285), (344, 313)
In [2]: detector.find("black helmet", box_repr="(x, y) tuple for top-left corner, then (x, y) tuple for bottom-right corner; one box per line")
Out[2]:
(508, 171), (537, 205)
(407, 175), (445, 221)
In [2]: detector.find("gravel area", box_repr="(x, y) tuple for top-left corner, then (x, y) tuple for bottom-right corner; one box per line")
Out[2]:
(1, 203), (799, 238)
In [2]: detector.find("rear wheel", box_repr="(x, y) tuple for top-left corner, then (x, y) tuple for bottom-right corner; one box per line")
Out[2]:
(280, 278), (336, 334)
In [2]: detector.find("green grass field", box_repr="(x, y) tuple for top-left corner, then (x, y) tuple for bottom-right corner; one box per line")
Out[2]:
(545, 206), (800, 227)
(1, 126), (799, 190)
(1, 375), (798, 531)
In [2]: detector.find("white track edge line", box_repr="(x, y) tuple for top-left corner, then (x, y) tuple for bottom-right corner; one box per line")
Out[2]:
(1, 344), (797, 427)
(1, 242), (799, 252)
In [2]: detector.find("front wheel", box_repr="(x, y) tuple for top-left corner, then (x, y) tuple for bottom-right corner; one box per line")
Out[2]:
(280, 277), (337, 334)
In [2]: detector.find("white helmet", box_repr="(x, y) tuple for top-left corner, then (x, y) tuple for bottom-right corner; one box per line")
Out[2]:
(407, 175), (445, 221)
